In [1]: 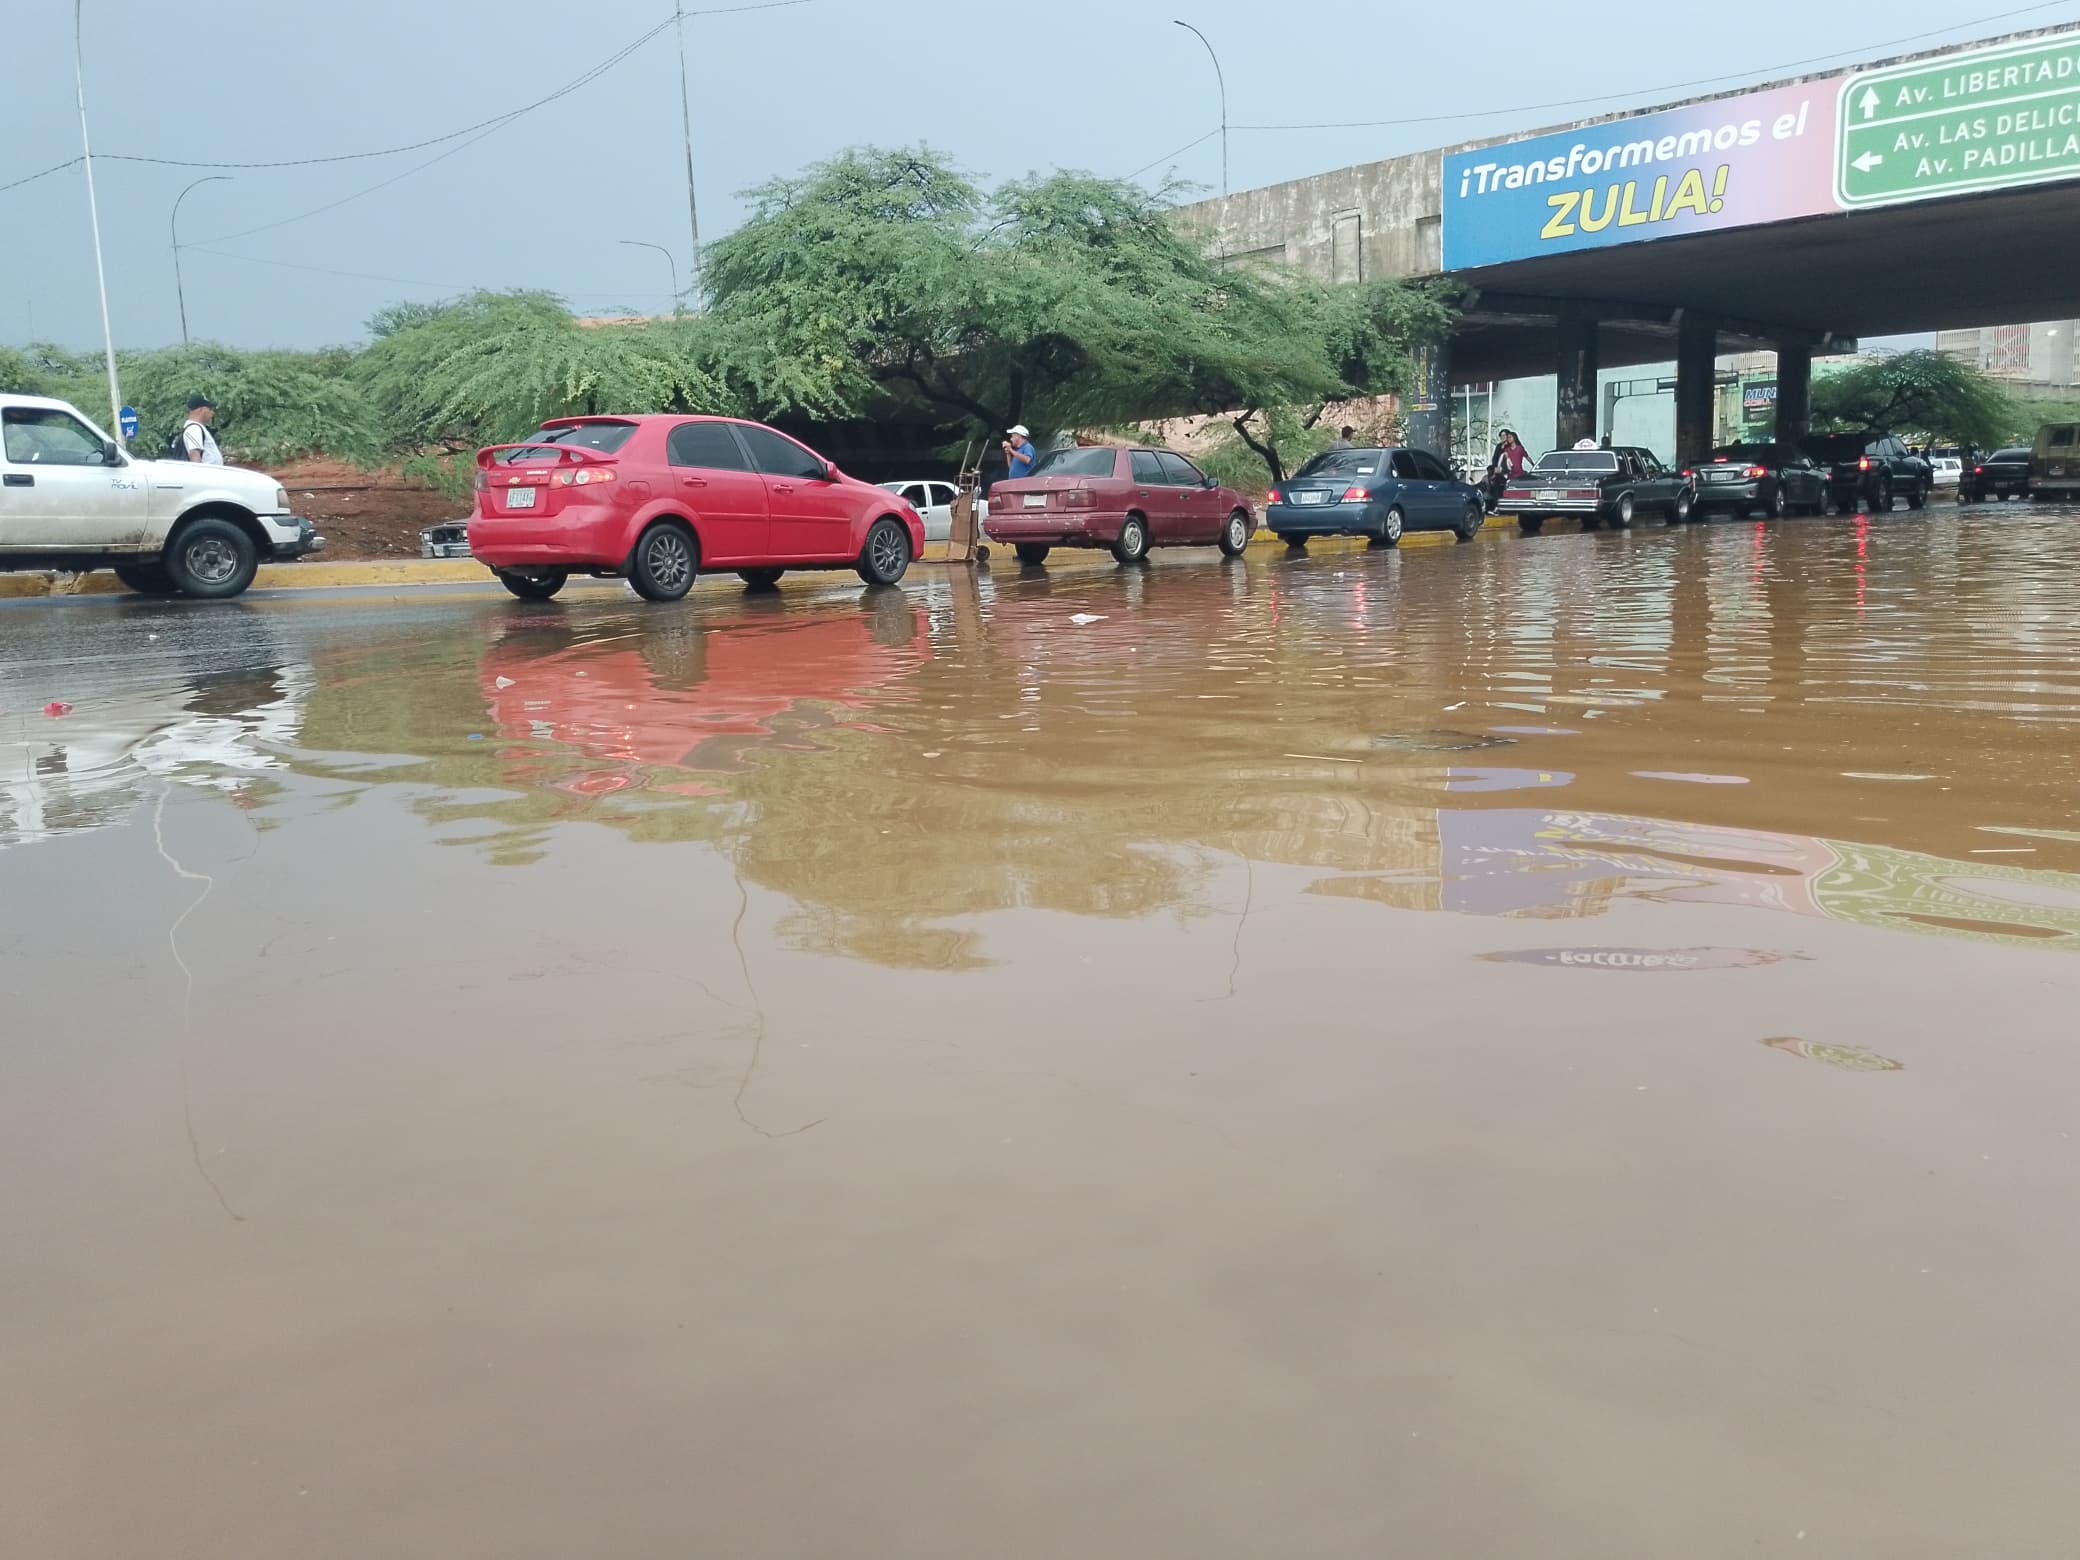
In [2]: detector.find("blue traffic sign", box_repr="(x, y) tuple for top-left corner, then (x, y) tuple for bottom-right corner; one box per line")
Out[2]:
(118, 405), (140, 439)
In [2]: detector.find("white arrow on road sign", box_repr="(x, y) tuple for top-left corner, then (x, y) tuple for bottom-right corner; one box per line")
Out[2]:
(1852, 150), (1884, 173)
(1859, 87), (1881, 120)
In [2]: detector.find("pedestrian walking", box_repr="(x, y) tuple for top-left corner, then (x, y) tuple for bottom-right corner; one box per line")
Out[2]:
(176, 395), (223, 465)
(1328, 425), (1356, 451)
(1004, 425), (1037, 480)
(1484, 428), (1530, 510)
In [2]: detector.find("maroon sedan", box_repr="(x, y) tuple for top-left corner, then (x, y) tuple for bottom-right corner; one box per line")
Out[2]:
(984, 444), (1255, 566)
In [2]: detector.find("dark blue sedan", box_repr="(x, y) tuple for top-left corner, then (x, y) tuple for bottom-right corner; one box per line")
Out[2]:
(1266, 447), (1487, 549)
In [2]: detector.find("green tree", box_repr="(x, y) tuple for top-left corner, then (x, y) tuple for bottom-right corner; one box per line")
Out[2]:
(1811, 349), (2015, 447)
(703, 146), (1451, 460)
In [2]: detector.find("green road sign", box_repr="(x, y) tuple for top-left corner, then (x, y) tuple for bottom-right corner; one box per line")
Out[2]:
(1836, 30), (2080, 208)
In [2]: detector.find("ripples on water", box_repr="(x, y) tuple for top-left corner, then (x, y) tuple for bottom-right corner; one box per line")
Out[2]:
(3, 509), (2078, 961)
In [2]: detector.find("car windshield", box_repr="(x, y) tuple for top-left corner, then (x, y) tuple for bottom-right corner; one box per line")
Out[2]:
(1802, 436), (1868, 459)
(1029, 446), (1119, 478)
(1293, 449), (1386, 480)
(1535, 452), (1618, 473)
(500, 421), (638, 462)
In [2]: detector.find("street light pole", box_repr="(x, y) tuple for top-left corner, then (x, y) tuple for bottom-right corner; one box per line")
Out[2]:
(72, 0), (123, 441)
(618, 240), (680, 314)
(171, 175), (231, 348)
(1172, 19), (1227, 198)
(674, 0), (704, 305)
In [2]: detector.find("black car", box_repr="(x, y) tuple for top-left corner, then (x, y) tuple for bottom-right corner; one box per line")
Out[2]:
(1687, 442), (1829, 518)
(1502, 445), (1695, 532)
(1266, 446), (1487, 548)
(1797, 432), (1933, 513)
(1963, 446), (2031, 502)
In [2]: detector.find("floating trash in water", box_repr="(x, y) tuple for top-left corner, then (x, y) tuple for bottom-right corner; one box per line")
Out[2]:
(1482, 947), (1794, 971)
(1633, 771), (1751, 785)
(1764, 1036), (1904, 1072)
(43, 702), (72, 717)
(1372, 731), (1517, 753)
(1068, 613), (1106, 626)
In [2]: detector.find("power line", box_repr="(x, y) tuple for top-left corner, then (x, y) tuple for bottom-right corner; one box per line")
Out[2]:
(0, 156), (83, 195)
(1233, 3), (2078, 132)
(1125, 129), (1220, 184)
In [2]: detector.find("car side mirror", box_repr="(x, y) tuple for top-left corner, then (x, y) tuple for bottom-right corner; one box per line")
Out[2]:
(822, 462), (839, 483)
(101, 440), (121, 465)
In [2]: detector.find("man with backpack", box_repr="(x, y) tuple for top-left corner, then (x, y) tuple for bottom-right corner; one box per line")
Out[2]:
(174, 394), (222, 464)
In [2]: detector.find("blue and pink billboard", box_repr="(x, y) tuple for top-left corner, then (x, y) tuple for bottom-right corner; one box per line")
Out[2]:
(1441, 77), (1845, 271)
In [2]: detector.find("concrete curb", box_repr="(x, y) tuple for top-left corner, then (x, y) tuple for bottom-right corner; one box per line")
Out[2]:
(0, 519), (1516, 599)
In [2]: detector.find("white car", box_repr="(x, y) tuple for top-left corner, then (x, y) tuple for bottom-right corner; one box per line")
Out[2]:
(877, 479), (981, 543)
(0, 393), (321, 598)
(1929, 455), (1963, 488)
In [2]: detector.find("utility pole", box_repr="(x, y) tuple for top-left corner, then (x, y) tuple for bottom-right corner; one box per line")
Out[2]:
(675, 0), (703, 305)
(1173, 20), (1228, 197)
(172, 175), (231, 348)
(72, 0), (123, 441)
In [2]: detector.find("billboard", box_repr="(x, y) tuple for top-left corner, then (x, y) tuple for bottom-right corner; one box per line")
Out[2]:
(1440, 28), (2080, 271)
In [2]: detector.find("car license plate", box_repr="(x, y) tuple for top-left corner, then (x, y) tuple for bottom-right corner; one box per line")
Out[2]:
(1538, 489), (1563, 502)
(1022, 493), (1047, 508)
(1295, 490), (1327, 505)
(1706, 469), (1738, 481)
(2052, 464), (2067, 478)
(506, 486), (537, 510)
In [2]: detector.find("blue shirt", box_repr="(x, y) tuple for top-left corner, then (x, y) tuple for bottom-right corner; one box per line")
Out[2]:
(1007, 439), (1036, 479)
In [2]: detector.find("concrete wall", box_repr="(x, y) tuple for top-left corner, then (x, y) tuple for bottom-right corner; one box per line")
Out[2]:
(1181, 152), (1444, 285)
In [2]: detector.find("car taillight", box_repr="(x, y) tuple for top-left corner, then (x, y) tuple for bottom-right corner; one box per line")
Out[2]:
(1342, 486), (1371, 502)
(1061, 489), (1096, 509)
(1858, 456), (1872, 471)
(1746, 465), (1768, 478)
(551, 466), (617, 488)
(1681, 469), (1695, 479)
(474, 469), (489, 491)
(1266, 488), (1282, 504)
(1712, 456), (1729, 463)
(1568, 488), (1597, 499)
(1974, 465), (1985, 473)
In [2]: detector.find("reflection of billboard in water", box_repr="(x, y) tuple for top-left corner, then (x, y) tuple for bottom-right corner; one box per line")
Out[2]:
(1432, 808), (2080, 950)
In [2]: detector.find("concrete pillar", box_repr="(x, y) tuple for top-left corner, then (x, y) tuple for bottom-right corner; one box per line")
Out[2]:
(1774, 341), (1812, 443)
(1402, 338), (1452, 460)
(1555, 315), (1598, 449)
(1675, 314), (1719, 464)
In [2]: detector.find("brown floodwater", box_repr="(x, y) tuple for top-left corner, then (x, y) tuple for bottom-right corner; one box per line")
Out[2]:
(4, 510), (2079, 1558)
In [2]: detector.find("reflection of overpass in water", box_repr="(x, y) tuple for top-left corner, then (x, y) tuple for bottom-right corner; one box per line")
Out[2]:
(1178, 25), (2080, 457)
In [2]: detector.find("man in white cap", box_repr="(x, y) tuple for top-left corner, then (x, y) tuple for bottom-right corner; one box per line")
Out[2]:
(1003, 424), (1037, 481)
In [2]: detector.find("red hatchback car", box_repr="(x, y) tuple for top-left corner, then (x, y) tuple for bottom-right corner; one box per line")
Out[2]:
(468, 415), (926, 602)
(984, 444), (1254, 566)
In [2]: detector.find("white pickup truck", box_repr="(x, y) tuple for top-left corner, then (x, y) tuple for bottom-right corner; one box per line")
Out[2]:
(1, 393), (321, 598)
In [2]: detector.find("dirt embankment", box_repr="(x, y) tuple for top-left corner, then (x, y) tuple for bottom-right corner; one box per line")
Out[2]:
(272, 459), (466, 560)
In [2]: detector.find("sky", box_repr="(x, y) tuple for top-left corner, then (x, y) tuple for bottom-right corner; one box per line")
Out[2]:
(4, 0), (2074, 352)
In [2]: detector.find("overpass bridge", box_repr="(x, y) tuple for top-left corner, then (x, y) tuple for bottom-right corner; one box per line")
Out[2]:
(1176, 24), (2080, 459)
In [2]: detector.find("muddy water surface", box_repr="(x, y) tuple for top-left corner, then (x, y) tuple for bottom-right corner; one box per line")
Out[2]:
(4, 511), (2079, 1557)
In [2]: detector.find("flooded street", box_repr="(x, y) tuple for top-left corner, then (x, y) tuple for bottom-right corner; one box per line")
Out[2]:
(5, 508), (2080, 1557)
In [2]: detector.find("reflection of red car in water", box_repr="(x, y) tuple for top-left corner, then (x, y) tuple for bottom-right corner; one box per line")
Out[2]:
(480, 600), (928, 795)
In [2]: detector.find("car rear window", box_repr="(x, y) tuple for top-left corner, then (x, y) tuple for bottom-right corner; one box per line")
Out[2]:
(1994, 447), (2031, 461)
(1293, 449), (1386, 480)
(1535, 452), (1618, 473)
(500, 420), (639, 462)
(1710, 444), (1779, 461)
(1031, 446), (1119, 478)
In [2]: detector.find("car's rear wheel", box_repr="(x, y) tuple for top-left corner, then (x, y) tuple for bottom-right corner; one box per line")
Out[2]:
(1454, 498), (1483, 541)
(1013, 543), (1051, 566)
(1280, 535), (1307, 553)
(856, 518), (912, 587)
(1668, 491), (1694, 525)
(165, 517), (259, 600)
(737, 567), (784, 590)
(1369, 506), (1404, 548)
(115, 562), (178, 596)
(495, 567), (568, 601)
(1768, 484), (1789, 519)
(1612, 493), (1636, 528)
(1111, 515), (1150, 565)
(1906, 481), (1927, 511)
(1218, 509), (1251, 557)
(1874, 478), (1894, 513)
(629, 523), (697, 602)
(1517, 516), (1544, 536)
